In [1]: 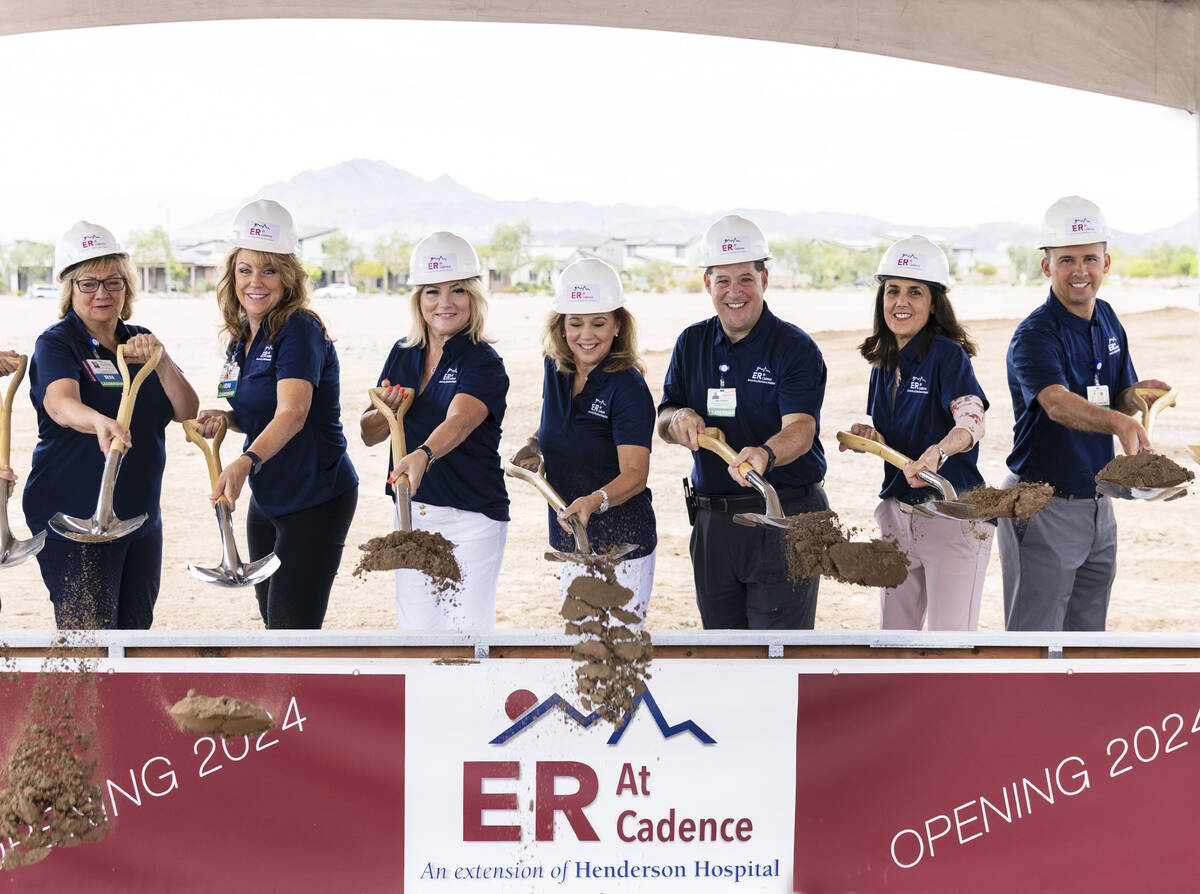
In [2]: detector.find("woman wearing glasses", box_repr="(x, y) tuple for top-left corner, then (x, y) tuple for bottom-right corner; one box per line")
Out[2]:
(23, 221), (198, 629)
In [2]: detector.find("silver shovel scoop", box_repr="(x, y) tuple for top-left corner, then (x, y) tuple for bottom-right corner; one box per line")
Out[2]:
(696, 427), (792, 529)
(0, 354), (45, 568)
(836, 430), (976, 521)
(1096, 386), (1189, 503)
(49, 344), (162, 542)
(183, 418), (280, 587)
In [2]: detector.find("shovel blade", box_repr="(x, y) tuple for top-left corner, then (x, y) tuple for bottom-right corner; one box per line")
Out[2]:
(543, 543), (640, 565)
(0, 529), (46, 567)
(188, 552), (281, 588)
(731, 511), (791, 530)
(1096, 480), (1188, 502)
(48, 511), (147, 543)
(920, 500), (979, 521)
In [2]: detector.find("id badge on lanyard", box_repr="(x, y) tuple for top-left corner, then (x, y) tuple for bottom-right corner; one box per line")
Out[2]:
(83, 339), (122, 388)
(707, 362), (736, 418)
(1086, 360), (1109, 408)
(218, 353), (239, 399)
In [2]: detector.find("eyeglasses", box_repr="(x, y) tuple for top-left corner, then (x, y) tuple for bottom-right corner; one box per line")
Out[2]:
(75, 277), (127, 294)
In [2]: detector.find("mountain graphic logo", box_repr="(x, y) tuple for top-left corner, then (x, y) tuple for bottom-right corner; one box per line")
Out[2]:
(490, 688), (715, 746)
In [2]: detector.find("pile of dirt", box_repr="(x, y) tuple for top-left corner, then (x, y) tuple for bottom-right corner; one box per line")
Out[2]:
(0, 639), (107, 869)
(1096, 453), (1194, 488)
(167, 689), (274, 738)
(562, 563), (652, 722)
(960, 482), (1054, 519)
(785, 509), (909, 588)
(353, 530), (462, 597)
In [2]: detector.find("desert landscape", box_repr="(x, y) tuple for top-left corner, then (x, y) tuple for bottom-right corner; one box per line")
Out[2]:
(0, 283), (1196, 634)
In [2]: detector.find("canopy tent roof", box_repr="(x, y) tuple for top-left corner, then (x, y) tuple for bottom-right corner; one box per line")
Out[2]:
(3, 0), (1197, 112)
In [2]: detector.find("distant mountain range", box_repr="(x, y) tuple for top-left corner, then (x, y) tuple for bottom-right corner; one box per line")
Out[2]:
(180, 158), (1198, 260)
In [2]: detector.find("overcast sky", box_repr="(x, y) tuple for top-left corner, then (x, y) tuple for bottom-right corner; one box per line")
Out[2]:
(0, 18), (1196, 241)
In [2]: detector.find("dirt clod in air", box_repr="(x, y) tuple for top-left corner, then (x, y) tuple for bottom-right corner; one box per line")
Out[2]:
(785, 509), (910, 587)
(563, 561), (652, 722)
(167, 689), (274, 738)
(960, 482), (1054, 518)
(354, 530), (462, 597)
(1097, 453), (1194, 488)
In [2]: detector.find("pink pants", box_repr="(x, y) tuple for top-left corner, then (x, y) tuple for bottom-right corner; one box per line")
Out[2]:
(874, 499), (993, 631)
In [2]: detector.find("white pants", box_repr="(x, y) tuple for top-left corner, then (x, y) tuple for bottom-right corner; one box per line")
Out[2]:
(874, 499), (993, 631)
(558, 551), (656, 630)
(394, 503), (508, 631)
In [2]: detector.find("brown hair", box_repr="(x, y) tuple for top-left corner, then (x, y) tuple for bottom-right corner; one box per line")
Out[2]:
(858, 278), (977, 370)
(404, 276), (492, 348)
(59, 255), (138, 320)
(542, 307), (645, 376)
(216, 248), (326, 344)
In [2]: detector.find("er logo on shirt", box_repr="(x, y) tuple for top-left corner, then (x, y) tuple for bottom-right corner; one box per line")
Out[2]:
(588, 397), (608, 419)
(439, 366), (459, 385)
(908, 375), (929, 395)
(1107, 336), (1120, 356)
(748, 366), (775, 385)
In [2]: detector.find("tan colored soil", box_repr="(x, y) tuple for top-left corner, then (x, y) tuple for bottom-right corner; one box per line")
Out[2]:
(785, 509), (910, 588)
(353, 530), (461, 597)
(167, 689), (274, 738)
(960, 482), (1055, 518)
(1097, 452), (1195, 488)
(828, 541), (909, 588)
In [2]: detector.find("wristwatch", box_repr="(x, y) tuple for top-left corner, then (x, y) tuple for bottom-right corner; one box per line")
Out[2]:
(760, 444), (777, 473)
(242, 450), (263, 475)
(595, 489), (610, 514)
(417, 444), (436, 466)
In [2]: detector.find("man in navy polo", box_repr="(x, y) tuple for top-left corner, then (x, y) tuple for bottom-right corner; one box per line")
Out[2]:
(658, 214), (828, 629)
(1000, 196), (1170, 631)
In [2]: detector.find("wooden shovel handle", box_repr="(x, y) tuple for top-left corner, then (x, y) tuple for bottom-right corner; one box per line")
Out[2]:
(696, 427), (755, 477)
(182, 417), (228, 492)
(111, 345), (163, 454)
(835, 430), (914, 471)
(369, 385), (416, 486)
(0, 354), (27, 469)
(1132, 386), (1177, 441)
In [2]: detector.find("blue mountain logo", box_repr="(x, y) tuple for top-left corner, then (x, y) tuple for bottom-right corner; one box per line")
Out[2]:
(490, 688), (715, 746)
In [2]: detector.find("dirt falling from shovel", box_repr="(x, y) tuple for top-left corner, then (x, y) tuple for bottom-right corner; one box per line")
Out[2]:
(354, 530), (462, 603)
(167, 689), (274, 739)
(959, 482), (1054, 519)
(561, 560), (652, 722)
(784, 509), (909, 588)
(1097, 453), (1194, 488)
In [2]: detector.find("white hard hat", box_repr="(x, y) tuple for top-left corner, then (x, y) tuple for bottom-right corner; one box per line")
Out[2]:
(554, 258), (624, 314)
(54, 221), (127, 281)
(230, 199), (299, 255)
(875, 236), (950, 288)
(409, 231), (482, 285)
(697, 214), (771, 269)
(1037, 196), (1110, 249)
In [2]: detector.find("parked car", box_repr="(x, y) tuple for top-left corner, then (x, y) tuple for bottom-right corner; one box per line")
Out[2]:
(313, 283), (358, 298)
(27, 283), (57, 299)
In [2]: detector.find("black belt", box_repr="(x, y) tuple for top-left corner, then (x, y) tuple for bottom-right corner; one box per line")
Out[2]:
(694, 482), (823, 513)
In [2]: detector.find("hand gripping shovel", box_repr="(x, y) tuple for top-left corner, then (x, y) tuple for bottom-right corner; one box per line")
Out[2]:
(835, 430), (975, 521)
(49, 344), (162, 542)
(0, 355), (45, 568)
(695, 427), (790, 529)
(368, 385), (416, 533)
(183, 417), (280, 587)
(502, 458), (637, 563)
(1096, 385), (1188, 502)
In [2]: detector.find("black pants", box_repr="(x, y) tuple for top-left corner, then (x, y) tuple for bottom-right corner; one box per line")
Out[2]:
(690, 486), (828, 630)
(246, 486), (358, 629)
(37, 523), (162, 630)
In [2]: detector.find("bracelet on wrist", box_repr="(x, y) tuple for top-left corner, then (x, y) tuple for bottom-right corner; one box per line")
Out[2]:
(760, 444), (777, 473)
(595, 489), (610, 514)
(417, 444), (436, 467)
(670, 407), (693, 428)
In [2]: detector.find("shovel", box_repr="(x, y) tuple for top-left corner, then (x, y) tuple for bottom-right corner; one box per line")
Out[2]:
(49, 344), (162, 542)
(182, 417), (280, 587)
(835, 430), (976, 521)
(502, 457), (637, 564)
(1096, 385), (1188, 502)
(0, 354), (45, 568)
(368, 385), (416, 533)
(695, 427), (790, 529)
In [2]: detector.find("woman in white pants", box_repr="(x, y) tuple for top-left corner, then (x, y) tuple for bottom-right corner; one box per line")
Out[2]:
(360, 232), (508, 629)
(840, 236), (992, 631)
(512, 258), (657, 627)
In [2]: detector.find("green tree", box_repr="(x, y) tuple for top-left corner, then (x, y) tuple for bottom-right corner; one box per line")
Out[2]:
(484, 221), (533, 280)
(633, 258), (675, 291)
(128, 226), (186, 291)
(1006, 243), (1041, 283)
(976, 263), (997, 277)
(372, 231), (412, 288)
(322, 231), (359, 284)
(353, 260), (386, 291)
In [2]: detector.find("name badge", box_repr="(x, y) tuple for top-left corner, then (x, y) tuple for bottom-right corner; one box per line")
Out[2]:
(217, 358), (238, 399)
(1086, 384), (1110, 408)
(84, 358), (122, 388)
(707, 387), (737, 418)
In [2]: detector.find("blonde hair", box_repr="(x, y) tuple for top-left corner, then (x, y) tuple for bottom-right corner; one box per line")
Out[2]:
(404, 276), (492, 348)
(59, 255), (138, 320)
(216, 248), (326, 343)
(542, 307), (645, 376)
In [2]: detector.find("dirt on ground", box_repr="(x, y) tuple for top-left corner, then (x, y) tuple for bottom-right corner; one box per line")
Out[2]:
(785, 509), (909, 588)
(1097, 453), (1195, 488)
(167, 689), (274, 738)
(353, 529), (462, 598)
(960, 481), (1055, 518)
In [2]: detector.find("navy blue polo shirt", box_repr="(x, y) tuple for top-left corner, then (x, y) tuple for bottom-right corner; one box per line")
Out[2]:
(1006, 292), (1137, 494)
(24, 311), (176, 542)
(376, 331), (509, 522)
(539, 357), (656, 559)
(867, 333), (987, 504)
(226, 312), (358, 516)
(659, 304), (827, 495)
